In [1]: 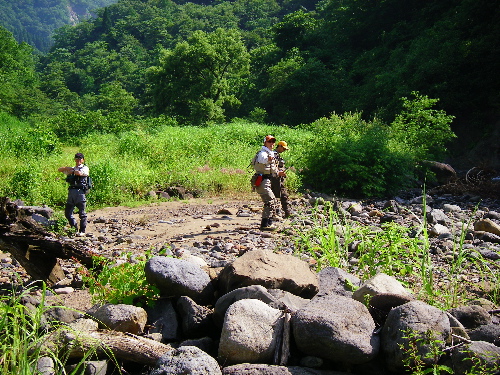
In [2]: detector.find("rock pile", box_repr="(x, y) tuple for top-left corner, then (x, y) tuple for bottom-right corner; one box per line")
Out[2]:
(2, 189), (500, 374)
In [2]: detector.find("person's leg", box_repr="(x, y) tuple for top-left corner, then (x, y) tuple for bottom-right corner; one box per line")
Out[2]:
(270, 177), (281, 217)
(257, 179), (276, 230)
(280, 184), (291, 217)
(64, 191), (78, 230)
(75, 192), (87, 233)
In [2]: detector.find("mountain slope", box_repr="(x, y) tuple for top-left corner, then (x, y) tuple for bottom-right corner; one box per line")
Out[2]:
(0, 0), (118, 52)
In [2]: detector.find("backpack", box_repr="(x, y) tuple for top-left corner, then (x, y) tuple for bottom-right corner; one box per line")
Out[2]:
(84, 176), (93, 194)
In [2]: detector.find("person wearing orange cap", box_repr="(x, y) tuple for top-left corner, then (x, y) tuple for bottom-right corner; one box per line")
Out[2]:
(271, 140), (291, 218)
(250, 135), (282, 231)
(58, 152), (90, 235)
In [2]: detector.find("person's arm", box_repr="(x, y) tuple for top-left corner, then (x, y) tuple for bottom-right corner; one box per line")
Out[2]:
(58, 166), (74, 174)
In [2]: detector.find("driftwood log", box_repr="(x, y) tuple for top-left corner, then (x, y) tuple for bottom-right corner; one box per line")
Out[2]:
(0, 197), (95, 286)
(43, 329), (173, 366)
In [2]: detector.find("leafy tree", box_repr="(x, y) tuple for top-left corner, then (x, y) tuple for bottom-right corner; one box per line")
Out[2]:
(147, 28), (250, 125)
(391, 92), (456, 161)
(0, 26), (48, 117)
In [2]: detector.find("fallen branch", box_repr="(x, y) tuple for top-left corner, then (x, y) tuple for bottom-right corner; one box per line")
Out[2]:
(46, 328), (173, 366)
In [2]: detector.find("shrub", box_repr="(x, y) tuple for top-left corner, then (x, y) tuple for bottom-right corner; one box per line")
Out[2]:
(300, 112), (414, 197)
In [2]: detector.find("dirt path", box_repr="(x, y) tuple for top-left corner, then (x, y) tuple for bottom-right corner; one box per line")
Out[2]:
(85, 196), (267, 253)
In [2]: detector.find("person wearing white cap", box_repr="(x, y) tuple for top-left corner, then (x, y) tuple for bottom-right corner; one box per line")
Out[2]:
(250, 135), (282, 231)
(271, 140), (291, 218)
(58, 152), (90, 235)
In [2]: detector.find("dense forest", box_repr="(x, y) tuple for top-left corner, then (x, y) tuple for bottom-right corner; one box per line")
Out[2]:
(0, 0), (118, 52)
(1, 0), (499, 169)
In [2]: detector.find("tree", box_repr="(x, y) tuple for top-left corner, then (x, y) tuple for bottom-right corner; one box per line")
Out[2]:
(391, 92), (456, 161)
(0, 26), (48, 117)
(147, 28), (250, 125)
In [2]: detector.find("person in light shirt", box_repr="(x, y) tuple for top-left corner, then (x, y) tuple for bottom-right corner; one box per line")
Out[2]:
(251, 135), (285, 231)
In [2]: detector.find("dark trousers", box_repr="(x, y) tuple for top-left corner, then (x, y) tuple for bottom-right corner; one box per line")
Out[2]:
(65, 188), (87, 232)
(271, 177), (290, 215)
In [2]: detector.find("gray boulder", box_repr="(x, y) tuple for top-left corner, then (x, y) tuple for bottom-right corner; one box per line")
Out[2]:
(222, 364), (351, 374)
(447, 305), (492, 329)
(317, 267), (361, 298)
(145, 256), (214, 305)
(352, 273), (413, 303)
(381, 300), (451, 372)
(150, 346), (222, 375)
(145, 298), (179, 341)
(176, 296), (215, 338)
(217, 250), (318, 298)
(468, 323), (500, 346)
(450, 341), (500, 375)
(292, 294), (379, 364)
(90, 303), (147, 334)
(214, 285), (281, 327)
(218, 299), (283, 365)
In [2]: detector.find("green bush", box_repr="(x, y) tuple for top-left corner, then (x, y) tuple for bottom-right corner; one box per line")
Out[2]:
(299, 93), (456, 197)
(0, 112), (60, 157)
(391, 91), (456, 161)
(300, 112), (414, 197)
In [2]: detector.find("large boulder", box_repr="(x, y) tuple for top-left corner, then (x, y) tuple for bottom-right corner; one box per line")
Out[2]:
(90, 304), (147, 335)
(292, 294), (379, 365)
(381, 300), (451, 372)
(450, 341), (500, 375)
(352, 273), (413, 303)
(145, 298), (179, 341)
(150, 346), (222, 375)
(214, 285), (280, 327)
(217, 250), (318, 298)
(145, 256), (214, 305)
(317, 267), (361, 298)
(218, 299), (283, 365)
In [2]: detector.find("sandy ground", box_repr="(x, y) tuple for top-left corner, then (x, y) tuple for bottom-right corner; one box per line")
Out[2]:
(84, 196), (266, 249)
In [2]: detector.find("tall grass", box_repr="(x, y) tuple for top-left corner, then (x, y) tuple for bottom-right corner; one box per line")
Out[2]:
(0, 282), (102, 374)
(0, 118), (311, 208)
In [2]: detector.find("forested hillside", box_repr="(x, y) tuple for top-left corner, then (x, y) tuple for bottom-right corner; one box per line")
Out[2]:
(1, 0), (499, 170)
(0, 0), (118, 52)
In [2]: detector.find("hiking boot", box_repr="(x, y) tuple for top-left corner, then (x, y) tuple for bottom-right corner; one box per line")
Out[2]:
(260, 218), (277, 231)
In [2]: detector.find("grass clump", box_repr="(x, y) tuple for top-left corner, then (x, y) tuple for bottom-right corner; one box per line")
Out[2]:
(0, 281), (103, 374)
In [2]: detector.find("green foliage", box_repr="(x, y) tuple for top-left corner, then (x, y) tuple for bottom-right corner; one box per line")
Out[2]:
(300, 112), (414, 197)
(80, 252), (160, 307)
(391, 92), (456, 161)
(44, 108), (135, 140)
(299, 93), (455, 198)
(0, 112), (60, 157)
(0, 282), (103, 374)
(291, 203), (425, 281)
(148, 28), (251, 125)
(399, 329), (452, 375)
(0, 0), (118, 52)
(0, 27), (49, 118)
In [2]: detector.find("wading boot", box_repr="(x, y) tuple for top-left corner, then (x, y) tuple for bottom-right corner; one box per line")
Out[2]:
(260, 218), (277, 232)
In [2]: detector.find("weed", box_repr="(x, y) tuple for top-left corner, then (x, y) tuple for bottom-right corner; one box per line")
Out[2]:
(79, 251), (160, 307)
(0, 281), (107, 374)
(399, 329), (452, 375)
